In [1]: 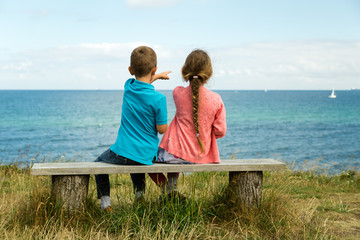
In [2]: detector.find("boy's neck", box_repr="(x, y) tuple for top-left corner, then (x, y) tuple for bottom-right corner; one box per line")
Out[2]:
(135, 73), (152, 84)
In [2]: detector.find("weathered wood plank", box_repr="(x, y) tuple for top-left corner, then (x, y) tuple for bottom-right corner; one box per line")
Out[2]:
(31, 159), (285, 176)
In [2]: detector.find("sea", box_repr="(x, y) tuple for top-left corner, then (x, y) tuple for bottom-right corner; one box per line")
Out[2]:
(1, 90), (359, 173)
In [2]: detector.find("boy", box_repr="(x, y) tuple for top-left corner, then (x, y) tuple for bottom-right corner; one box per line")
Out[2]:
(95, 46), (170, 212)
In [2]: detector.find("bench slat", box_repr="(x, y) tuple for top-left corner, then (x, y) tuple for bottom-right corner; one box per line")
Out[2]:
(31, 159), (286, 176)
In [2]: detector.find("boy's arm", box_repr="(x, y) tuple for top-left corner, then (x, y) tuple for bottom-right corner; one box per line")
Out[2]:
(151, 71), (172, 84)
(156, 124), (168, 134)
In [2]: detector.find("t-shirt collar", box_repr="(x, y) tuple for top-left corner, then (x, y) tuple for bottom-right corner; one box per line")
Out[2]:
(130, 78), (154, 90)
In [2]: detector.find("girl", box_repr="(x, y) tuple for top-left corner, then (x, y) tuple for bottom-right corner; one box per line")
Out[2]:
(149, 49), (227, 200)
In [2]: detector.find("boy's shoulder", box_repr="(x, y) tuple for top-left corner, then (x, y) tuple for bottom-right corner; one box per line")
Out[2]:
(149, 87), (166, 104)
(124, 78), (134, 88)
(124, 78), (165, 102)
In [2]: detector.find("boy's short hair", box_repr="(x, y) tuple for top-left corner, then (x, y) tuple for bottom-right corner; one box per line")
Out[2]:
(130, 46), (157, 77)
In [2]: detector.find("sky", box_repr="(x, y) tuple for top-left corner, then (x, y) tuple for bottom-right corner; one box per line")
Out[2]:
(0, 0), (359, 90)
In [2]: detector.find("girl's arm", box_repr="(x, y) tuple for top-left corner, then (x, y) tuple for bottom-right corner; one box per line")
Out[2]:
(213, 102), (227, 139)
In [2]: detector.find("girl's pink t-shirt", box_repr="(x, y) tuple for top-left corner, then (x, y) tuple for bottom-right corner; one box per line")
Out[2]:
(159, 85), (227, 164)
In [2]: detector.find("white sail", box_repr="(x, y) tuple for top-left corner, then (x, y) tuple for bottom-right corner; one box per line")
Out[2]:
(328, 89), (336, 98)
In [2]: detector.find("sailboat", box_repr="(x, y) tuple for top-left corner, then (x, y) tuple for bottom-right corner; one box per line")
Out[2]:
(328, 89), (336, 98)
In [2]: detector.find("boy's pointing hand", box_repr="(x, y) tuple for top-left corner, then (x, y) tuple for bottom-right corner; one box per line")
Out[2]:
(152, 71), (172, 83)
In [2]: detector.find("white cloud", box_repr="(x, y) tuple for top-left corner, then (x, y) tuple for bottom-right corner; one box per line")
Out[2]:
(2, 61), (32, 71)
(79, 42), (147, 53)
(274, 64), (299, 73)
(23, 9), (50, 18)
(126, 0), (179, 8)
(1, 41), (359, 90)
(19, 73), (28, 79)
(84, 73), (97, 80)
(211, 41), (360, 89)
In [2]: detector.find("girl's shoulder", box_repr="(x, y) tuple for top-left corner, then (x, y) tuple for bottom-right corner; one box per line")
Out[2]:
(172, 86), (223, 105)
(201, 87), (223, 101)
(173, 85), (186, 92)
(173, 86), (189, 96)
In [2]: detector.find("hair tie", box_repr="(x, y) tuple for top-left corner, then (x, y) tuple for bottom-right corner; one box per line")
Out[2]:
(192, 76), (199, 79)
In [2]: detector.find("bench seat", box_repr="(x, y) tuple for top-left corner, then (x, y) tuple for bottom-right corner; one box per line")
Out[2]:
(31, 159), (285, 175)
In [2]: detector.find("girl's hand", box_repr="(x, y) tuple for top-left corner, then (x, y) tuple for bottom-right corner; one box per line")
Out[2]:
(151, 71), (172, 83)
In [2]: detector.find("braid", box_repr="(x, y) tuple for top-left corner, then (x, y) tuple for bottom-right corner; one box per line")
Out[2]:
(182, 49), (213, 154)
(190, 77), (204, 153)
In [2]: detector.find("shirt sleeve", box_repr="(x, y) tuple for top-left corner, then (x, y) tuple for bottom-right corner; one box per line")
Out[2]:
(156, 94), (167, 125)
(212, 99), (227, 139)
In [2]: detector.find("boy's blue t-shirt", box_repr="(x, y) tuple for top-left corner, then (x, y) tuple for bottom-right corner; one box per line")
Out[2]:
(110, 78), (167, 165)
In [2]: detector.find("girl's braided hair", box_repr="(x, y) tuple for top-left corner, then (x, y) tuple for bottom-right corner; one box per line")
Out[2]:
(181, 49), (213, 153)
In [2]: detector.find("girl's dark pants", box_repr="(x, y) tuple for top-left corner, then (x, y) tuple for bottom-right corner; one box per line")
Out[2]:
(95, 149), (145, 198)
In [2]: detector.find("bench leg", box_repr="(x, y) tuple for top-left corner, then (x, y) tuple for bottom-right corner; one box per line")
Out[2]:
(52, 175), (90, 211)
(229, 171), (263, 207)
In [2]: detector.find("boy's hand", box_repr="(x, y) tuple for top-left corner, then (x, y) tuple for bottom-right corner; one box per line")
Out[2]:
(151, 71), (172, 83)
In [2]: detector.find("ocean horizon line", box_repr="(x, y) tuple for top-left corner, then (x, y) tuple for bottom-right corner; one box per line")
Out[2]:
(0, 88), (358, 91)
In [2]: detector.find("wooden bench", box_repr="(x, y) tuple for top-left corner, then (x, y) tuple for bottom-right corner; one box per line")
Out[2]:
(31, 159), (286, 211)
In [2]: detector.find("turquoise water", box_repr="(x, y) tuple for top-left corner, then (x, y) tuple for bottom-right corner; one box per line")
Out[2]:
(0, 90), (359, 172)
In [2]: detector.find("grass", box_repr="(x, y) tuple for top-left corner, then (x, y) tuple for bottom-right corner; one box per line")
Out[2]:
(0, 164), (359, 239)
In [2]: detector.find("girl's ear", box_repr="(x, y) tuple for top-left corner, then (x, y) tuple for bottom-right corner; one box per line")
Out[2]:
(128, 66), (133, 75)
(151, 66), (158, 75)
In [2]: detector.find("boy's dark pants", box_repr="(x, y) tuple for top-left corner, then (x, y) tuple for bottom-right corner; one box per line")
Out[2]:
(95, 149), (145, 198)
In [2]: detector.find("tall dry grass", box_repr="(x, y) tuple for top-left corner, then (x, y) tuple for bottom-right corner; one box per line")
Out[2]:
(0, 164), (359, 239)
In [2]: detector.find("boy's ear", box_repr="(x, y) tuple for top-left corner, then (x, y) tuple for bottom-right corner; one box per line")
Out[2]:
(128, 66), (134, 75)
(151, 66), (157, 75)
